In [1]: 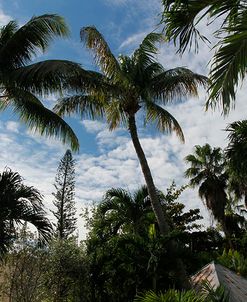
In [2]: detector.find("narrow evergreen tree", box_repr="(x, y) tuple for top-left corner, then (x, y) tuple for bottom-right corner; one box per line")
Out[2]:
(52, 150), (77, 239)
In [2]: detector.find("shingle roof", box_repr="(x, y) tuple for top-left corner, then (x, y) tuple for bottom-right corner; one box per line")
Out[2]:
(191, 261), (247, 302)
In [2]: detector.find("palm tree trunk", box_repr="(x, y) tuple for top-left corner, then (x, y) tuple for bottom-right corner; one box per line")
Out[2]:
(128, 114), (170, 235)
(128, 114), (190, 289)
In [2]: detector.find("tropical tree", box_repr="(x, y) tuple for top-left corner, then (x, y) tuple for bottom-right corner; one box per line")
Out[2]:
(52, 149), (77, 239)
(161, 0), (247, 114)
(54, 27), (207, 240)
(184, 144), (229, 238)
(225, 120), (247, 207)
(0, 168), (52, 257)
(0, 14), (81, 150)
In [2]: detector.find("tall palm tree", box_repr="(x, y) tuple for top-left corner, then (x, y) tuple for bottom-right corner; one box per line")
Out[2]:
(226, 120), (247, 207)
(0, 168), (52, 257)
(162, 0), (247, 114)
(185, 144), (230, 239)
(0, 14), (82, 150)
(54, 27), (207, 238)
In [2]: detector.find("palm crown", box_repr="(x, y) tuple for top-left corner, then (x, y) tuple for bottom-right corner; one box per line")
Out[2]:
(0, 14), (82, 150)
(0, 169), (52, 256)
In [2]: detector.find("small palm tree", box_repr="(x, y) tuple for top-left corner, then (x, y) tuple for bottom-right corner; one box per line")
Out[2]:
(98, 186), (153, 236)
(162, 0), (247, 114)
(0, 14), (81, 150)
(0, 168), (52, 256)
(54, 27), (207, 237)
(185, 144), (229, 237)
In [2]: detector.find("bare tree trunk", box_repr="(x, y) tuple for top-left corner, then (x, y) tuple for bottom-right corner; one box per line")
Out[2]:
(128, 114), (190, 289)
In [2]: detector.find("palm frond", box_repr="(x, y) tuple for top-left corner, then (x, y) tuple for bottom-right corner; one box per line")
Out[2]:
(0, 20), (18, 44)
(7, 60), (82, 96)
(207, 12), (247, 114)
(0, 88), (79, 151)
(133, 33), (165, 68)
(80, 26), (122, 81)
(54, 94), (105, 120)
(105, 99), (127, 130)
(145, 101), (184, 142)
(162, 0), (212, 53)
(151, 67), (208, 104)
(0, 14), (69, 67)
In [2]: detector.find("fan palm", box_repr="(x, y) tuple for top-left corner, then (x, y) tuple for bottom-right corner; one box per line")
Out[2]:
(0, 168), (52, 257)
(0, 14), (82, 150)
(226, 120), (247, 207)
(162, 0), (247, 114)
(185, 144), (229, 236)
(54, 27), (207, 238)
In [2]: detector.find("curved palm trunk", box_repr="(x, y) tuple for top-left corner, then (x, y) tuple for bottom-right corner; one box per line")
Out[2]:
(128, 115), (170, 235)
(128, 114), (190, 289)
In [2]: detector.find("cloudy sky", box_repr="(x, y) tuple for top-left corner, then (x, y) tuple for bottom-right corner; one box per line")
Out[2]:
(1, 0), (247, 239)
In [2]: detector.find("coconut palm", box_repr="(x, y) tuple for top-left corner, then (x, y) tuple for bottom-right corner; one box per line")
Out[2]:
(0, 168), (52, 257)
(226, 120), (247, 207)
(162, 0), (247, 114)
(54, 27), (207, 238)
(185, 144), (229, 236)
(0, 14), (82, 150)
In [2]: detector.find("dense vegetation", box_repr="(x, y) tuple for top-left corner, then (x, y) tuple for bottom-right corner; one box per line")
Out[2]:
(1, 3), (247, 301)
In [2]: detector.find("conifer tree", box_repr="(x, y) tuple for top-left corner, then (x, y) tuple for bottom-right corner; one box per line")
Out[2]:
(52, 150), (77, 239)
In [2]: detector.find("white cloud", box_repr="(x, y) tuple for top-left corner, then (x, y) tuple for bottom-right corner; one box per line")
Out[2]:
(6, 121), (19, 133)
(0, 8), (12, 26)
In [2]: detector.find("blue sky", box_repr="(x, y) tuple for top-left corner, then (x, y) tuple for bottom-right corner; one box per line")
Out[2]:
(1, 0), (247, 238)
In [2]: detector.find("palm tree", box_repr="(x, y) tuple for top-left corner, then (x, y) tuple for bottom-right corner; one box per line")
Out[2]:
(0, 14), (82, 150)
(185, 144), (229, 237)
(98, 186), (153, 236)
(0, 168), (52, 257)
(54, 27), (207, 238)
(226, 120), (247, 208)
(162, 0), (247, 114)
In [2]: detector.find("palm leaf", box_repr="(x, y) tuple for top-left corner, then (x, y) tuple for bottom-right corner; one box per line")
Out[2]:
(151, 67), (208, 104)
(207, 12), (247, 114)
(7, 60), (82, 96)
(162, 0), (213, 53)
(54, 94), (105, 120)
(133, 33), (165, 67)
(0, 89), (79, 151)
(0, 14), (69, 67)
(145, 101), (184, 142)
(80, 26), (122, 81)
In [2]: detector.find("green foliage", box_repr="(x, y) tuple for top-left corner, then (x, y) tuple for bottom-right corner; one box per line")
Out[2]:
(43, 239), (90, 302)
(0, 168), (52, 257)
(84, 184), (208, 301)
(0, 14), (80, 150)
(52, 150), (77, 239)
(161, 0), (247, 113)
(217, 249), (247, 277)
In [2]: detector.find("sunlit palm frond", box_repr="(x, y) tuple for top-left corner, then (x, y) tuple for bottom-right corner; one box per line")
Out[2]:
(207, 13), (247, 114)
(54, 94), (105, 120)
(105, 99), (127, 130)
(1, 89), (79, 151)
(0, 14), (69, 67)
(145, 101), (184, 142)
(133, 33), (165, 68)
(7, 60), (82, 96)
(80, 26), (122, 81)
(151, 67), (208, 104)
